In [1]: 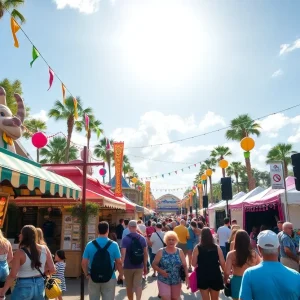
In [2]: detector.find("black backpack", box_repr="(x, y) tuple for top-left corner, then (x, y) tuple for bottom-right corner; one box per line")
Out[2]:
(128, 235), (144, 265)
(90, 240), (114, 283)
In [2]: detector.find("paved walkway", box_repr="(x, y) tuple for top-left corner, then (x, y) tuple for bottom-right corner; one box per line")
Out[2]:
(63, 277), (229, 300)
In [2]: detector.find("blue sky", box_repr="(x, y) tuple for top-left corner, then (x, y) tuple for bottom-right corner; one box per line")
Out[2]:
(1, 0), (300, 199)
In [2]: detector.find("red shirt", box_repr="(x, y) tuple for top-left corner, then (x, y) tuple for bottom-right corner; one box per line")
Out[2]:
(146, 226), (155, 237)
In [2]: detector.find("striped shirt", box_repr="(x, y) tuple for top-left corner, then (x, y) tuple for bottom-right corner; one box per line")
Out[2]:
(52, 262), (66, 291)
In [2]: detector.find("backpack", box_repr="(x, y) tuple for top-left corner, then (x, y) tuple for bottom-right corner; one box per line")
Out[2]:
(128, 235), (144, 265)
(90, 240), (114, 283)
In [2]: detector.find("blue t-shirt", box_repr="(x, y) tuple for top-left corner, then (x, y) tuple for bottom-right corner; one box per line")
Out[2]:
(122, 228), (130, 239)
(239, 261), (300, 300)
(82, 237), (121, 279)
(280, 233), (297, 258)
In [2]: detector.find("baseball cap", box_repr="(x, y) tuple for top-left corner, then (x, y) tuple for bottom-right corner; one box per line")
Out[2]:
(128, 220), (137, 227)
(257, 230), (279, 249)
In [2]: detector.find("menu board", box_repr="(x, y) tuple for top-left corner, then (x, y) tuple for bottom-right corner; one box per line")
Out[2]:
(62, 214), (81, 250)
(0, 193), (10, 228)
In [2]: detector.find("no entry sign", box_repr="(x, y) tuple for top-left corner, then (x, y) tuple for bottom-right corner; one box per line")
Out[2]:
(270, 163), (284, 189)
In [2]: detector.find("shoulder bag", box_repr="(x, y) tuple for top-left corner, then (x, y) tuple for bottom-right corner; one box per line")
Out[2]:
(155, 232), (166, 247)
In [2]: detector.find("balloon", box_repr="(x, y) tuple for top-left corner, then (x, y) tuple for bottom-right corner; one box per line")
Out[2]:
(99, 168), (107, 176)
(219, 159), (229, 169)
(201, 174), (207, 181)
(131, 177), (138, 184)
(32, 132), (48, 148)
(240, 137), (255, 152)
(206, 169), (213, 176)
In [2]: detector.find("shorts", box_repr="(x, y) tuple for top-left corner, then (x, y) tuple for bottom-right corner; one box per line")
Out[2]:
(231, 275), (242, 298)
(197, 276), (223, 291)
(124, 269), (143, 290)
(177, 243), (187, 252)
(187, 240), (196, 251)
(157, 280), (182, 298)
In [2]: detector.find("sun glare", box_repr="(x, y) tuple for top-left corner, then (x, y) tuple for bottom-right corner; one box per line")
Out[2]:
(119, 1), (208, 85)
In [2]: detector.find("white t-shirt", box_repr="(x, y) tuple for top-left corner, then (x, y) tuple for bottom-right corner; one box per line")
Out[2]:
(138, 224), (147, 235)
(217, 225), (231, 247)
(150, 231), (165, 254)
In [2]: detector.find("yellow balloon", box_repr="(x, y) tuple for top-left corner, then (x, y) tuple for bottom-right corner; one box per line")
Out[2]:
(201, 174), (207, 181)
(131, 177), (138, 184)
(197, 183), (202, 189)
(219, 159), (229, 169)
(240, 137), (255, 152)
(206, 169), (213, 176)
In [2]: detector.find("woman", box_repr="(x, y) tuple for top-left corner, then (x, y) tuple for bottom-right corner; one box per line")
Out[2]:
(0, 230), (13, 284)
(0, 225), (56, 300)
(249, 226), (258, 250)
(36, 228), (47, 246)
(152, 231), (189, 300)
(192, 227), (225, 300)
(187, 221), (201, 272)
(224, 230), (261, 300)
(146, 221), (156, 266)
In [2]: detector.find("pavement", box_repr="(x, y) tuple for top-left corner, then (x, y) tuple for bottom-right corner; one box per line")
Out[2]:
(63, 276), (230, 300)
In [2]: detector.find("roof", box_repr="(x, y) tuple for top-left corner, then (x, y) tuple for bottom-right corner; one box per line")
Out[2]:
(208, 192), (246, 211)
(109, 175), (131, 188)
(0, 148), (81, 199)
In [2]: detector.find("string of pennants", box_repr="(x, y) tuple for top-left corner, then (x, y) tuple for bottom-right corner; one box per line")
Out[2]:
(140, 162), (202, 181)
(151, 186), (190, 192)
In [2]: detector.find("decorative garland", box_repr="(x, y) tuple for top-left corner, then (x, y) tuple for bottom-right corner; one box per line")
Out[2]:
(68, 202), (99, 226)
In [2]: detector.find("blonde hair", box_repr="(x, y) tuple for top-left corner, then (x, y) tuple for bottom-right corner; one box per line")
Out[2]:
(36, 228), (47, 245)
(0, 230), (8, 248)
(228, 228), (239, 243)
(163, 231), (179, 244)
(231, 225), (241, 231)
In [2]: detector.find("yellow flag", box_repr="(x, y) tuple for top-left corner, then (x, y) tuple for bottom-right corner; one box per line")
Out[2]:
(62, 83), (66, 104)
(11, 17), (20, 48)
(73, 98), (78, 120)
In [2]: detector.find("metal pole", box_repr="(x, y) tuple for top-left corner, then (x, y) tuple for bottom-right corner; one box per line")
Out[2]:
(283, 176), (290, 222)
(80, 146), (88, 300)
(226, 199), (229, 219)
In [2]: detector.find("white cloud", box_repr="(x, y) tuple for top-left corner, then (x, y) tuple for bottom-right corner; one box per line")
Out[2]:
(53, 0), (100, 14)
(271, 69), (283, 78)
(71, 131), (87, 146)
(199, 111), (226, 130)
(258, 113), (289, 138)
(31, 110), (49, 122)
(259, 144), (272, 151)
(279, 39), (300, 55)
(288, 128), (300, 144)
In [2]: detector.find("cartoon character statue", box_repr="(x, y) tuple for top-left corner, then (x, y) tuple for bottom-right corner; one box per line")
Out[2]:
(0, 86), (25, 153)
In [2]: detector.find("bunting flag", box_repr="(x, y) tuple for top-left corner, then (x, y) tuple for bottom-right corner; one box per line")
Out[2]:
(11, 17), (20, 48)
(30, 46), (39, 67)
(113, 142), (124, 197)
(194, 164), (196, 167)
(62, 83), (66, 104)
(47, 68), (54, 91)
(144, 181), (150, 207)
(73, 98), (78, 119)
(106, 138), (111, 151)
(85, 114), (89, 132)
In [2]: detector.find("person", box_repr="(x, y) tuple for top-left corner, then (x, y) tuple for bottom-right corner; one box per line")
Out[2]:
(192, 227), (225, 300)
(36, 228), (47, 246)
(224, 230), (261, 300)
(0, 230), (13, 283)
(116, 219), (124, 247)
(174, 219), (190, 256)
(279, 222), (299, 271)
(217, 217), (231, 260)
(152, 231), (189, 300)
(274, 220), (283, 234)
(52, 250), (67, 300)
(149, 223), (165, 277)
(137, 220), (146, 236)
(239, 230), (300, 300)
(249, 226), (258, 250)
(121, 219), (130, 239)
(227, 228), (239, 252)
(121, 220), (148, 300)
(187, 221), (201, 272)
(231, 219), (237, 226)
(0, 225), (55, 300)
(162, 221), (169, 232)
(43, 217), (56, 246)
(82, 221), (123, 300)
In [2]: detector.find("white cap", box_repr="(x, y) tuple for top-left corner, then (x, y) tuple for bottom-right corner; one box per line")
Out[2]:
(257, 230), (279, 249)
(128, 220), (137, 227)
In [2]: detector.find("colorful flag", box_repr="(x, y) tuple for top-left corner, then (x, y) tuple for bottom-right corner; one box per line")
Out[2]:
(62, 83), (66, 104)
(113, 142), (125, 197)
(11, 18), (20, 48)
(85, 114), (89, 132)
(47, 68), (54, 91)
(30, 46), (39, 67)
(106, 138), (111, 151)
(73, 98), (78, 119)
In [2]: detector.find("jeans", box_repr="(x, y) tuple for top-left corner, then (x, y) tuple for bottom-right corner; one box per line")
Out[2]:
(220, 246), (227, 260)
(88, 278), (116, 300)
(11, 277), (45, 300)
(0, 260), (9, 282)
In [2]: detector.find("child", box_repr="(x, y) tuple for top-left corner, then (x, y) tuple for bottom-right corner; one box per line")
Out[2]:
(52, 250), (66, 300)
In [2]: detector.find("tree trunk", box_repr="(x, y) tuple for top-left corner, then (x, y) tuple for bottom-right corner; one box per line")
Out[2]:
(245, 157), (255, 191)
(37, 149), (39, 163)
(222, 168), (226, 178)
(65, 117), (74, 163)
(197, 187), (203, 209)
(209, 176), (213, 203)
(235, 173), (240, 192)
(284, 161), (288, 179)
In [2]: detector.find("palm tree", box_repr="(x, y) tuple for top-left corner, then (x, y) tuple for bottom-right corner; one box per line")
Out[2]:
(75, 114), (103, 149)
(266, 143), (297, 178)
(0, 0), (26, 23)
(94, 138), (114, 182)
(39, 136), (78, 164)
(210, 146), (232, 177)
(200, 158), (217, 202)
(226, 114), (261, 190)
(211, 183), (222, 202)
(227, 161), (244, 192)
(23, 118), (47, 162)
(48, 97), (92, 162)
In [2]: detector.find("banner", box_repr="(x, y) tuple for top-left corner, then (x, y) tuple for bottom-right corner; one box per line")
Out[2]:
(0, 193), (10, 228)
(269, 162), (284, 189)
(113, 142), (124, 197)
(145, 181), (150, 207)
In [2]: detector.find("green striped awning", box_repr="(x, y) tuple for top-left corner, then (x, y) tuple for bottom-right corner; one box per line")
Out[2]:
(0, 148), (81, 199)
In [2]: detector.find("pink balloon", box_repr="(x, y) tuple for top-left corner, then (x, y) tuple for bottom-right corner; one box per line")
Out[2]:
(99, 168), (107, 176)
(32, 132), (48, 149)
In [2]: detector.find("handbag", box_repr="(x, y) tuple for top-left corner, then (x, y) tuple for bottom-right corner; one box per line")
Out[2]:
(21, 247), (62, 299)
(156, 232), (167, 247)
(189, 268), (197, 293)
(179, 265), (186, 281)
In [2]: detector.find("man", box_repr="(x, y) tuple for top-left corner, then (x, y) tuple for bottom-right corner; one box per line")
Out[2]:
(137, 220), (146, 236)
(122, 219), (130, 239)
(279, 222), (299, 271)
(217, 217), (231, 259)
(121, 220), (148, 300)
(149, 223), (165, 277)
(116, 218), (124, 247)
(231, 219), (237, 226)
(174, 219), (190, 256)
(274, 220), (284, 235)
(240, 230), (300, 300)
(82, 221), (123, 300)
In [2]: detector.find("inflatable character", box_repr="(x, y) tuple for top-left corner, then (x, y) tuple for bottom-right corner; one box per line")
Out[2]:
(0, 86), (25, 153)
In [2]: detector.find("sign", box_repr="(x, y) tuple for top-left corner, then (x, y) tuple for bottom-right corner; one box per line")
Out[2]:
(0, 193), (9, 228)
(156, 194), (180, 212)
(270, 162), (285, 189)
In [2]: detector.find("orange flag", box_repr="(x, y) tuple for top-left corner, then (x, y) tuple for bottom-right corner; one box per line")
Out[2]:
(73, 98), (78, 119)
(62, 83), (66, 104)
(11, 17), (20, 48)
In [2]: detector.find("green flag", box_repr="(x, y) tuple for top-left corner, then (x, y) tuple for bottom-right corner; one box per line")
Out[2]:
(30, 46), (39, 67)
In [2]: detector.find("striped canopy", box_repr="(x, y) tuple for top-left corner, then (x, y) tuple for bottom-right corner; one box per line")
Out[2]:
(0, 148), (81, 199)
